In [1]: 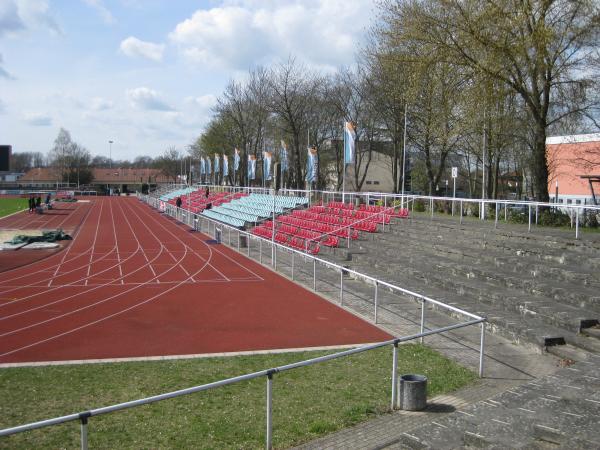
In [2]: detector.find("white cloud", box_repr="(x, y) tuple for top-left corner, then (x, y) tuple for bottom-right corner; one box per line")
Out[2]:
(126, 87), (174, 111)
(23, 112), (52, 126)
(5, 0), (62, 36)
(169, 1), (373, 70)
(90, 97), (113, 111)
(83, 0), (115, 24)
(184, 94), (217, 110)
(0, 1), (25, 37)
(119, 36), (165, 62)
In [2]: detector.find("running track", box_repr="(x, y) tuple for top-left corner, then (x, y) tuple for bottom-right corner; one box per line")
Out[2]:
(0, 197), (390, 364)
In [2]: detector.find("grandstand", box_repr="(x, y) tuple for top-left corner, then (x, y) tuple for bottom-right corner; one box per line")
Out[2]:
(251, 201), (409, 255)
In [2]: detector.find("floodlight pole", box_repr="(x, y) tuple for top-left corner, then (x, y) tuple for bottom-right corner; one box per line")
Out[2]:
(108, 140), (113, 169)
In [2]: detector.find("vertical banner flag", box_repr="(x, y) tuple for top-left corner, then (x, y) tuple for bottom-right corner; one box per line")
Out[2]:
(234, 148), (240, 171)
(263, 151), (272, 181)
(344, 121), (356, 165)
(248, 155), (256, 180)
(279, 140), (288, 173)
(200, 157), (205, 175)
(223, 154), (229, 176)
(214, 153), (220, 174)
(207, 156), (212, 175)
(305, 146), (318, 183)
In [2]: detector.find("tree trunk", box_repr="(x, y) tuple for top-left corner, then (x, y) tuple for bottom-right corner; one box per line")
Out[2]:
(532, 121), (550, 202)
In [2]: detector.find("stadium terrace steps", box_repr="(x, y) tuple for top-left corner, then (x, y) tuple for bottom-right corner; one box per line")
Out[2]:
(324, 214), (600, 354)
(376, 356), (600, 449)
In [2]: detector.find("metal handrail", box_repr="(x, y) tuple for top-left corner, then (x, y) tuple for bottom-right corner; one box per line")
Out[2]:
(0, 320), (485, 447)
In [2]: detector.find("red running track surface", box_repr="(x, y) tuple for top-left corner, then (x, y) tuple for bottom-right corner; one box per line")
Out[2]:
(0, 197), (391, 364)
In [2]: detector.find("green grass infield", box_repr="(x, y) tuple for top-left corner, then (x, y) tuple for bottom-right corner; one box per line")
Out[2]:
(0, 198), (28, 218)
(0, 344), (477, 449)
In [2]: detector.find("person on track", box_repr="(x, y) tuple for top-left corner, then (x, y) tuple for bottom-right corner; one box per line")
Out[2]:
(176, 196), (182, 209)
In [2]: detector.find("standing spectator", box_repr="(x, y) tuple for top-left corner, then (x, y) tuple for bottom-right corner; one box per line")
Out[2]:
(176, 196), (182, 209)
(36, 196), (42, 209)
(205, 186), (210, 198)
(45, 193), (51, 206)
(28, 195), (35, 213)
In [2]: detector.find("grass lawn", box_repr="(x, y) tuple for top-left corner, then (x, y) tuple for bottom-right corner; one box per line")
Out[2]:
(0, 344), (476, 449)
(0, 198), (28, 218)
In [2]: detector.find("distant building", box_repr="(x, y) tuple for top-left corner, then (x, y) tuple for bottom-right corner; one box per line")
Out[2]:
(16, 167), (172, 193)
(547, 134), (600, 205)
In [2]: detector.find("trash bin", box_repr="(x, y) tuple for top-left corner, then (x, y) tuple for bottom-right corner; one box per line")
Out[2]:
(215, 228), (222, 244)
(399, 374), (427, 411)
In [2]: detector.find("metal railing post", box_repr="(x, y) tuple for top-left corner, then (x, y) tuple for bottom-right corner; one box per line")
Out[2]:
(535, 205), (538, 225)
(576, 208), (580, 239)
(391, 342), (398, 410)
(479, 322), (485, 378)
(259, 239), (263, 264)
(420, 299), (425, 344)
(528, 204), (532, 232)
(504, 203), (508, 222)
(266, 373), (273, 450)
(247, 236), (251, 256)
(274, 245), (277, 271)
(374, 282), (378, 324)
(460, 200), (463, 224)
(237, 231), (240, 251)
(291, 251), (294, 280)
(313, 259), (317, 291)
(340, 269), (343, 305)
(430, 198), (433, 219)
(495, 203), (499, 229)
(80, 414), (89, 450)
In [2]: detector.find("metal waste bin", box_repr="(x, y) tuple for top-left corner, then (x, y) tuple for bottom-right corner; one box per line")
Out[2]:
(399, 374), (427, 411)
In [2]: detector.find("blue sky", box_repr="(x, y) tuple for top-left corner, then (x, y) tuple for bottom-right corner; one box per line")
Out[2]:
(0, 0), (375, 161)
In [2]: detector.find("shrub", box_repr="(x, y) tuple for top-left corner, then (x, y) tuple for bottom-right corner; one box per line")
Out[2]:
(538, 209), (571, 227)
(413, 199), (426, 212)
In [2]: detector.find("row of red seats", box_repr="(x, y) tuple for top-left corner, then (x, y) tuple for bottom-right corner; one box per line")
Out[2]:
(278, 215), (357, 240)
(292, 210), (378, 232)
(251, 226), (321, 254)
(358, 204), (409, 218)
(309, 206), (392, 224)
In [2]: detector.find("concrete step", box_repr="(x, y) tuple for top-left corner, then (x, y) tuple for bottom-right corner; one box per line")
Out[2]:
(368, 236), (600, 313)
(388, 221), (600, 272)
(350, 248), (598, 339)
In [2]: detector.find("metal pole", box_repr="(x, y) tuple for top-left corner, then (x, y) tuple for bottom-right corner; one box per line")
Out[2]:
(313, 259), (316, 291)
(274, 245), (277, 270)
(535, 205), (538, 225)
(504, 203), (507, 222)
(266, 373), (273, 450)
(575, 208), (580, 239)
(291, 251), (294, 280)
(460, 200), (463, 224)
(391, 343), (398, 410)
(375, 281), (379, 323)
(420, 299), (425, 344)
(401, 103), (407, 209)
(479, 322), (485, 378)
(495, 203), (499, 229)
(259, 239), (263, 264)
(80, 415), (89, 450)
(430, 198), (433, 219)
(452, 177), (456, 216)
(340, 269), (343, 305)
(528, 204), (532, 232)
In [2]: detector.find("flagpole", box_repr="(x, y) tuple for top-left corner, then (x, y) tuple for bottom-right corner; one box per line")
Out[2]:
(401, 103), (407, 209)
(342, 120), (346, 203)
